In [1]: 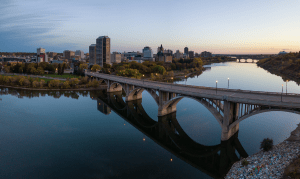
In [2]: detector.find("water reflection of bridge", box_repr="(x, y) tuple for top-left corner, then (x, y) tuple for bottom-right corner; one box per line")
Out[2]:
(93, 90), (248, 178)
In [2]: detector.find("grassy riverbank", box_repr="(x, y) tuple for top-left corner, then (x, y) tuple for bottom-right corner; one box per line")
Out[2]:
(257, 52), (300, 84)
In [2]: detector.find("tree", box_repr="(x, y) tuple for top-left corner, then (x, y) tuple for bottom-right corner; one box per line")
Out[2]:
(4, 65), (10, 73)
(91, 64), (101, 72)
(61, 63), (66, 75)
(79, 63), (88, 70)
(58, 64), (62, 75)
(152, 65), (166, 75)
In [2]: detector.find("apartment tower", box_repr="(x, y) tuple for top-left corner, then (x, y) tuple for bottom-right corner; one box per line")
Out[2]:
(96, 36), (110, 67)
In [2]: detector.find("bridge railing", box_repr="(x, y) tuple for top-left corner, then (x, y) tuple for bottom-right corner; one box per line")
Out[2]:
(86, 72), (300, 97)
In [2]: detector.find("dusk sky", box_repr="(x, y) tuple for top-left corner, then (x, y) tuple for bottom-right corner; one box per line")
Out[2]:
(1, 0), (300, 54)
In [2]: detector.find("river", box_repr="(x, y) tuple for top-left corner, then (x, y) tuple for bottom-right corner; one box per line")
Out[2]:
(0, 61), (299, 179)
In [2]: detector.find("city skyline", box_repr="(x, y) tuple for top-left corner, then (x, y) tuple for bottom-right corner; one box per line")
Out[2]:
(1, 0), (300, 54)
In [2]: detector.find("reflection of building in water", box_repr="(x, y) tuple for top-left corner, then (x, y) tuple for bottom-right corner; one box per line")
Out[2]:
(97, 99), (111, 115)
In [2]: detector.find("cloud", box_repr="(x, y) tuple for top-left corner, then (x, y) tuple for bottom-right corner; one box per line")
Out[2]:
(0, 0), (70, 52)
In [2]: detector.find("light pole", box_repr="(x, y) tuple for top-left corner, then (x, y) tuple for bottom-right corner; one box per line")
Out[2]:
(281, 84), (283, 102)
(171, 77), (173, 88)
(286, 80), (288, 95)
(216, 80), (218, 94)
(228, 78), (229, 89)
(143, 74), (145, 84)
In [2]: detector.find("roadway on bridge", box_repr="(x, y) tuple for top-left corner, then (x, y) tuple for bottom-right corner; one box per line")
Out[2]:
(86, 72), (300, 108)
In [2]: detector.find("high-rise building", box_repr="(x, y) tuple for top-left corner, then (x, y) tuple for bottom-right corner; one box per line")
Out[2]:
(111, 52), (121, 63)
(188, 51), (194, 58)
(184, 47), (189, 55)
(89, 44), (96, 66)
(143, 46), (153, 58)
(96, 36), (110, 67)
(63, 50), (75, 59)
(75, 50), (85, 59)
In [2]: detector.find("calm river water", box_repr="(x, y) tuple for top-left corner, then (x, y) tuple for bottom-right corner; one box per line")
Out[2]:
(0, 61), (300, 179)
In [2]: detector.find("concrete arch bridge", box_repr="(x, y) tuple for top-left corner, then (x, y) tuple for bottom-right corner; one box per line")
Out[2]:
(86, 72), (300, 141)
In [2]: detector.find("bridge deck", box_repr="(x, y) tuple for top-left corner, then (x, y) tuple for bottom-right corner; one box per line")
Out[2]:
(86, 72), (300, 108)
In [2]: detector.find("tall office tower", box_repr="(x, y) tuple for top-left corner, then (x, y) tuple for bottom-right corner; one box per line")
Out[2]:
(96, 36), (110, 67)
(184, 47), (188, 55)
(143, 46), (153, 58)
(89, 44), (96, 66)
(75, 50), (85, 59)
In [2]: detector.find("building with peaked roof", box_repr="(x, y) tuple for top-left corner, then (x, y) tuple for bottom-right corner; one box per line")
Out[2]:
(156, 44), (172, 63)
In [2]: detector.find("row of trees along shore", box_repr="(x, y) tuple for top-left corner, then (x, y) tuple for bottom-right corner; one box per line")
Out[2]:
(257, 52), (300, 81)
(0, 75), (100, 89)
(1, 62), (67, 75)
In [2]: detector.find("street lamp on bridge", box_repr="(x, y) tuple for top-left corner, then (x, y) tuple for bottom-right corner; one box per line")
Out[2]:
(281, 84), (283, 102)
(228, 78), (230, 89)
(286, 80), (289, 95)
(216, 80), (218, 94)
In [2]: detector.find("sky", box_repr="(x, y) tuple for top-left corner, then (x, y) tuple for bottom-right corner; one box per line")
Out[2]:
(1, 0), (300, 54)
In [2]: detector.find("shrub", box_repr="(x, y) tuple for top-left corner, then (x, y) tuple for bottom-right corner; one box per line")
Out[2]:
(32, 81), (39, 88)
(88, 80), (100, 88)
(260, 138), (273, 151)
(39, 80), (45, 88)
(79, 76), (88, 84)
(69, 78), (79, 87)
(48, 79), (60, 88)
(62, 81), (70, 89)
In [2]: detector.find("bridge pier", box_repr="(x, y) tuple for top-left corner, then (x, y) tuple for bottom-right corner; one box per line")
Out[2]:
(221, 101), (240, 141)
(107, 80), (123, 92)
(158, 91), (177, 116)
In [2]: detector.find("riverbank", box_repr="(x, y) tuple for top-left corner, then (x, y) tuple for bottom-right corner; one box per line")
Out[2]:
(256, 53), (300, 85)
(0, 85), (107, 91)
(225, 124), (300, 179)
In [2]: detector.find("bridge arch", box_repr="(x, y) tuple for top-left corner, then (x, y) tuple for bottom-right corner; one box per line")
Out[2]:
(229, 108), (300, 131)
(145, 89), (159, 106)
(159, 96), (223, 127)
(126, 88), (144, 101)
(108, 82), (126, 93)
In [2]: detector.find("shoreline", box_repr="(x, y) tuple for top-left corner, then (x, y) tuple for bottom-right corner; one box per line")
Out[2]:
(225, 124), (300, 178)
(0, 85), (107, 91)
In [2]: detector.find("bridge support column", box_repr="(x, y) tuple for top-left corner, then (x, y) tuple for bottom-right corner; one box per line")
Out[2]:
(221, 101), (240, 141)
(158, 91), (178, 116)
